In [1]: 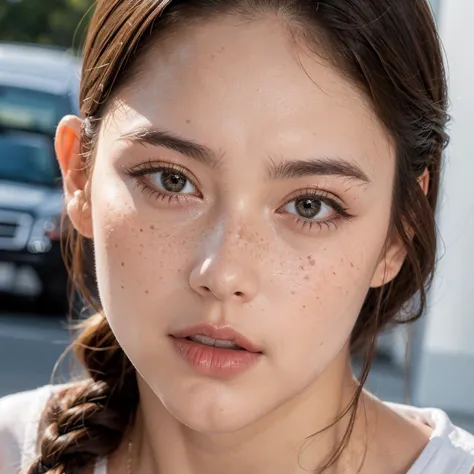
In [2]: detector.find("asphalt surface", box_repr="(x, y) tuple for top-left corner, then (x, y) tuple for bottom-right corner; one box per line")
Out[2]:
(0, 308), (73, 397)
(1, 304), (473, 433)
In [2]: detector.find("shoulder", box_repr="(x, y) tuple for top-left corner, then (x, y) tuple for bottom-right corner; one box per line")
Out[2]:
(386, 402), (474, 474)
(0, 385), (60, 473)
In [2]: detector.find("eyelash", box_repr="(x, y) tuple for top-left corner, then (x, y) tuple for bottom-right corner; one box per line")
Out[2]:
(124, 161), (354, 232)
(125, 161), (201, 204)
(281, 188), (354, 232)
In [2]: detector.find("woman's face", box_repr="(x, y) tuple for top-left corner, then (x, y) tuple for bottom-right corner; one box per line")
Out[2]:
(62, 16), (403, 432)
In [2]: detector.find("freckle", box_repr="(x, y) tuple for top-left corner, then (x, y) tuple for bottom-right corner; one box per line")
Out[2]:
(186, 119), (191, 124)
(121, 285), (124, 289)
(304, 275), (310, 280)
(332, 271), (336, 275)
(350, 262), (354, 268)
(121, 262), (125, 267)
(145, 290), (149, 294)
(140, 244), (143, 247)
(309, 258), (315, 266)
(150, 224), (155, 230)
(302, 305), (306, 309)
(300, 265), (305, 271)
(115, 243), (118, 248)
(140, 228), (143, 232)
(291, 291), (296, 295)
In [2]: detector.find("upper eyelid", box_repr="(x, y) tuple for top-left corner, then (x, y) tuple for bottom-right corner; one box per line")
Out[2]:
(129, 161), (201, 186)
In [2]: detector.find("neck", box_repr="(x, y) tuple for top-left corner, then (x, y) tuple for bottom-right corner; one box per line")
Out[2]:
(129, 354), (370, 474)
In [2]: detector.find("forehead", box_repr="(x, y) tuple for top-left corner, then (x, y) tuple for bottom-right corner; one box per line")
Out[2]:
(105, 15), (394, 180)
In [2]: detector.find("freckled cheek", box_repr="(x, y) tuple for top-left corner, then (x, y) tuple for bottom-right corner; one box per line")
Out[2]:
(277, 248), (374, 335)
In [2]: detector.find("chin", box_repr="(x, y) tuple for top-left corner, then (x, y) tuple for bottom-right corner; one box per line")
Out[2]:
(157, 378), (268, 434)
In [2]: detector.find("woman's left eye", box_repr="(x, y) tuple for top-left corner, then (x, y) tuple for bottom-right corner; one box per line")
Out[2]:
(282, 197), (334, 221)
(148, 170), (196, 195)
(279, 191), (352, 231)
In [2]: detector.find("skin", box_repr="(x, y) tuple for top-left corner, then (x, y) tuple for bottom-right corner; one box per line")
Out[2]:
(56, 15), (433, 474)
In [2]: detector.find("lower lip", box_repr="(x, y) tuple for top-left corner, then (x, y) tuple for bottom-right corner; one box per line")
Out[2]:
(170, 337), (261, 377)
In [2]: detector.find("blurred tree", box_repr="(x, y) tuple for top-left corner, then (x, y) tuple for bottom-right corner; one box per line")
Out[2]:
(0, 0), (94, 52)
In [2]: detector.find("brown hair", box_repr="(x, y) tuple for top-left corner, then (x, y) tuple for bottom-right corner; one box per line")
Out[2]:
(28, 1), (449, 473)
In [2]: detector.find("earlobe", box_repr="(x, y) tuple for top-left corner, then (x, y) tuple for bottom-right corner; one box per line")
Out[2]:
(370, 168), (430, 288)
(418, 168), (430, 196)
(55, 115), (93, 239)
(369, 236), (406, 289)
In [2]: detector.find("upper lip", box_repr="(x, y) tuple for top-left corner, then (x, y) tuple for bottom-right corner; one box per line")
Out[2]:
(170, 323), (263, 353)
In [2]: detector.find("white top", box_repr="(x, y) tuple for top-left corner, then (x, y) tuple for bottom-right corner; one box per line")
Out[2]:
(0, 385), (473, 474)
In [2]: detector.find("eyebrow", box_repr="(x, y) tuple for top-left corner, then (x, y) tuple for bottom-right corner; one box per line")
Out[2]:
(119, 127), (371, 185)
(120, 127), (222, 170)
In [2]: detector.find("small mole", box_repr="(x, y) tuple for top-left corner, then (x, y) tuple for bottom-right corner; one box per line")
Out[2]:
(186, 119), (191, 124)
(304, 275), (310, 280)
(332, 271), (336, 275)
(121, 285), (124, 289)
(140, 228), (143, 232)
(121, 262), (125, 267)
(145, 290), (149, 294)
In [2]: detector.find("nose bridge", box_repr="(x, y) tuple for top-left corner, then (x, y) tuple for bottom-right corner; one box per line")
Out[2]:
(215, 206), (268, 264)
(189, 210), (264, 302)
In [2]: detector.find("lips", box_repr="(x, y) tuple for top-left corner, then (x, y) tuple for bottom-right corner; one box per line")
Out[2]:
(170, 323), (263, 353)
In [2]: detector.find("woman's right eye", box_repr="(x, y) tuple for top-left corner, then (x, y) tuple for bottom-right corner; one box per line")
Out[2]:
(124, 161), (200, 203)
(148, 169), (197, 195)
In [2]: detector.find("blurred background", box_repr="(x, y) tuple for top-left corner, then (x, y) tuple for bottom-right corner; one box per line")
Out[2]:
(0, 0), (473, 432)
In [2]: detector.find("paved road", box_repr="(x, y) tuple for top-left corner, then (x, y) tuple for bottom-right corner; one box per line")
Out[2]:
(0, 310), (73, 397)
(1, 308), (473, 433)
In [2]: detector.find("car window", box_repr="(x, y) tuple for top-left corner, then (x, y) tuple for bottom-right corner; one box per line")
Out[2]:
(0, 133), (59, 186)
(0, 85), (71, 135)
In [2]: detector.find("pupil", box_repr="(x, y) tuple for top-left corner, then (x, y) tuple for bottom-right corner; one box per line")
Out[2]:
(296, 198), (321, 219)
(161, 172), (186, 193)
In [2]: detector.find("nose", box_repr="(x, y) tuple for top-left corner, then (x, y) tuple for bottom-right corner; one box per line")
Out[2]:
(189, 223), (261, 304)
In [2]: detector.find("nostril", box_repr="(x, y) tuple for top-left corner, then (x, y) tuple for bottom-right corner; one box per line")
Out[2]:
(234, 291), (244, 297)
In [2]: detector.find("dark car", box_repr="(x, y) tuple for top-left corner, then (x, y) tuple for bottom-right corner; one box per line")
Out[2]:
(0, 129), (67, 309)
(0, 43), (80, 311)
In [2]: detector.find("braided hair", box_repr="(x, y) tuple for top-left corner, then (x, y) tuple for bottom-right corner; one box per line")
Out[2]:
(27, 314), (138, 474)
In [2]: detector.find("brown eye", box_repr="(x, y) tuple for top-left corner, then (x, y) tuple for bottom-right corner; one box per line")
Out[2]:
(160, 171), (187, 193)
(149, 170), (196, 194)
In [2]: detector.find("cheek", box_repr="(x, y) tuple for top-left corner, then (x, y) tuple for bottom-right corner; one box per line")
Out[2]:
(268, 236), (381, 374)
(90, 171), (191, 326)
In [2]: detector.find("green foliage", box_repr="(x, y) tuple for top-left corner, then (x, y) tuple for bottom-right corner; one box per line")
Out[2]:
(0, 0), (94, 52)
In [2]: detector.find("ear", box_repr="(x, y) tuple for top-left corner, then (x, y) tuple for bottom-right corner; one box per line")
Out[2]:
(370, 168), (430, 288)
(55, 115), (93, 239)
